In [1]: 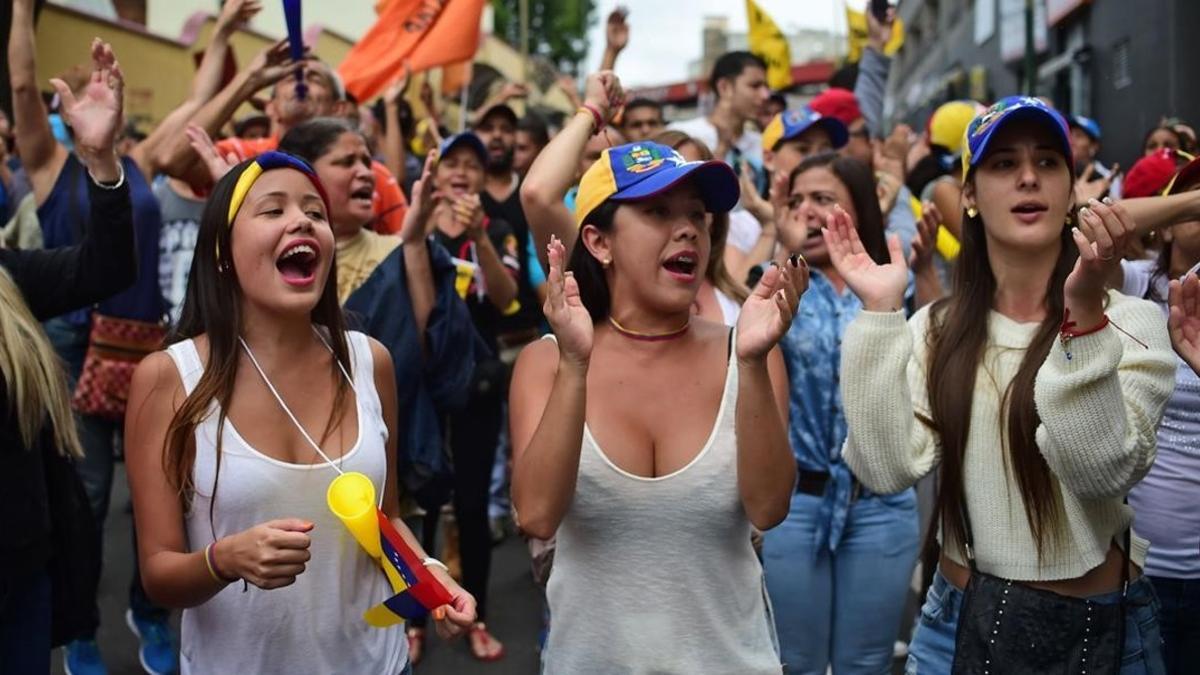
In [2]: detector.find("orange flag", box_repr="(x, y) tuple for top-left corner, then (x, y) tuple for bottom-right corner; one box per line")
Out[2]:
(441, 60), (472, 96)
(339, 0), (486, 101)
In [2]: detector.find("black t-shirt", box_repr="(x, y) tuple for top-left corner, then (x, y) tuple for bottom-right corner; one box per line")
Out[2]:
(481, 179), (544, 334)
(433, 217), (521, 352)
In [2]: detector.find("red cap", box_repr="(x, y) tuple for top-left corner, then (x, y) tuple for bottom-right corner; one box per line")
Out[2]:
(1122, 149), (1180, 198)
(808, 88), (863, 127)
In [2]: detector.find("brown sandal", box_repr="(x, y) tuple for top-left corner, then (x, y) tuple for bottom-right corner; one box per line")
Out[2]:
(468, 622), (505, 662)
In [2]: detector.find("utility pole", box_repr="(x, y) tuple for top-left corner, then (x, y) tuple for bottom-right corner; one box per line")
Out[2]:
(519, 0), (530, 84)
(1023, 0), (1036, 95)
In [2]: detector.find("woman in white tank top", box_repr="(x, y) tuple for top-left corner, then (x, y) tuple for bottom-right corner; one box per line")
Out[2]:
(511, 72), (807, 674)
(123, 152), (475, 674)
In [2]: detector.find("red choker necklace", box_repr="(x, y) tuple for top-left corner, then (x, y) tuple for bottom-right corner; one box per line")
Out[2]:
(607, 316), (691, 342)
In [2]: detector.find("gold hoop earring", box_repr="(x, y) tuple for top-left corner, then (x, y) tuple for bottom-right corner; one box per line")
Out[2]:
(966, 207), (978, 218)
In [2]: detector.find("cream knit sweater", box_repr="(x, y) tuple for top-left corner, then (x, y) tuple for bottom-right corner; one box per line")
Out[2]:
(841, 290), (1176, 581)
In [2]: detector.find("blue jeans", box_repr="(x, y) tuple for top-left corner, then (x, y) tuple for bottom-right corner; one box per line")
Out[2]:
(764, 490), (920, 674)
(907, 570), (1166, 674)
(1147, 576), (1200, 675)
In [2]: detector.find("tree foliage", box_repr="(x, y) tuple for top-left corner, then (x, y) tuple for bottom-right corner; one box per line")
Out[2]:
(491, 0), (597, 76)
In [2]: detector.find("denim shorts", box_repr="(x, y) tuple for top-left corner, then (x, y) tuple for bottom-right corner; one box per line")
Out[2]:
(905, 570), (1165, 674)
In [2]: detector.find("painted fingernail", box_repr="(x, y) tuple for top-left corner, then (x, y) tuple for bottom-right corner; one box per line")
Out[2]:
(789, 254), (799, 268)
(770, 261), (779, 268)
(1103, 196), (1113, 205)
(1088, 198), (1101, 206)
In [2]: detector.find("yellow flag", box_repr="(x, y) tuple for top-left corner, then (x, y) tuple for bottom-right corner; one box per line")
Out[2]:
(845, 7), (906, 63)
(745, 0), (793, 90)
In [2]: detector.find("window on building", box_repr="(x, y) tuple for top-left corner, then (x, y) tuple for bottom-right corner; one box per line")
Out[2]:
(1112, 39), (1132, 90)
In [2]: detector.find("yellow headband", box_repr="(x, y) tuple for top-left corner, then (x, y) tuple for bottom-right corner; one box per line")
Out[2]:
(227, 161), (265, 225)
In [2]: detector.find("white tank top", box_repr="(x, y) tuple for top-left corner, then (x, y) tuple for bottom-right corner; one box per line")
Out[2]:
(543, 334), (781, 674)
(166, 331), (407, 675)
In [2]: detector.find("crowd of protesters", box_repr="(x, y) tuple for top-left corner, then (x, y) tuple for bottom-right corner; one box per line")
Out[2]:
(4, 2), (1200, 674)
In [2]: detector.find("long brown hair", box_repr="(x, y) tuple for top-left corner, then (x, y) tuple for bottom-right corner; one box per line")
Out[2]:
(924, 168), (1077, 560)
(654, 129), (750, 302)
(164, 158), (352, 516)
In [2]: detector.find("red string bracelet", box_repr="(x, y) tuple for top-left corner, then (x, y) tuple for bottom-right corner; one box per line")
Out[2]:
(579, 103), (605, 136)
(1060, 308), (1109, 360)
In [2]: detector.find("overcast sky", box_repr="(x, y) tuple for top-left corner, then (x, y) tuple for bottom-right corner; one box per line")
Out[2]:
(582, 0), (860, 87)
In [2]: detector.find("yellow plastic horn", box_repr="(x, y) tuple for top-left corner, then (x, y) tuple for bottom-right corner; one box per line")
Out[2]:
(327, 472), (381, 559)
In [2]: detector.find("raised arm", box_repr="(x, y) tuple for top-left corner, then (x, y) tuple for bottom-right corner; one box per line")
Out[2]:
(855, 8), (896, 139)
(399, 152), (440, 345)
(520, 71), (623, 265)
(1034, 200), (1176, 499)
(381, 68), (412, 190)
(509, 237), (592, 539)
(156, 39), (295, 182)
(825, 205), (941, 492)
(600, 8), (629, 72)
(1120, 188), (1200, 238)
(9, 0), (68, 203)
(467, 82), (528, 128)
(1, 40), (135, 320)
(733, 260), (806, 529)
(131, 0), (262, 180)
(458, 197), (518, 311)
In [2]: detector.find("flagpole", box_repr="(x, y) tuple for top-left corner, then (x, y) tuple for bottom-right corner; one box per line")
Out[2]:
(519, 0), (530, 84)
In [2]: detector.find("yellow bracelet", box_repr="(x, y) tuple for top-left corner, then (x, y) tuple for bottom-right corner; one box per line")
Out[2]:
(204, 542), (230, 584)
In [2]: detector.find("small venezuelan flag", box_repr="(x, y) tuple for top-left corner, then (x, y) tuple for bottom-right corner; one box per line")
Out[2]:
(363, 509), (455, 627)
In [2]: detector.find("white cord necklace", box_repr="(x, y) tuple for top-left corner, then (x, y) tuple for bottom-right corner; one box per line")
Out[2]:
(238, 327), (356, 474)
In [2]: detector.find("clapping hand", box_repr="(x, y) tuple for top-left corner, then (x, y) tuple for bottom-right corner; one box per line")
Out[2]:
(823, 204), (908, 312)
(1064, 197), (1136, 324)
(544, 236), (593, 370)
(1168, 271), (1200, 375)
(583, 71), (626, 126)
(735, 256), (809, 362)
(909, 201), (942, 272)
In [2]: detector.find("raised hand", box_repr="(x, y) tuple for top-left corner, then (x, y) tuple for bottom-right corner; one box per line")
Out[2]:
(866, 4), (897, 52)
(583, 70), (625, 125)
(216, 0), (262, 33)
(605, 8), (630, 54)
(400, 150), (441, 244)
(1074, 163), (1119, 206)
(909, 201), (941, 272)
(739, 160), (773, 225)
(544, 236), (593, 369)
(498, 81), (530, 102)
(214, 518), (313, 590)
(823, 204), (908, 312)
(185, 124), (238, 182)
(384, 63), (413, 104)
(1065, 197), (1136, 323)
(736, 256), (809, 361)
(246, 39), (298, 90)
(1168, 272), (1200, 375)
(50, 39), (123, 161)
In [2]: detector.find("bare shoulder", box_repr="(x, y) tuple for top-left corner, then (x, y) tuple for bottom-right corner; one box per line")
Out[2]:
(365, 334), (395, 376)
(131, 349), (184, 398)
(513, 337), (560, 379)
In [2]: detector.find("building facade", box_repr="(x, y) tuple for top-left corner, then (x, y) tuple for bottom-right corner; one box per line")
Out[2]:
(887, 0), (1200, 166)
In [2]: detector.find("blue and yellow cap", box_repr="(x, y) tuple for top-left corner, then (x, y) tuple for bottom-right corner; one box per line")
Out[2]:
(761, 107), (849, 153)
(574, 142), (740, 227)
(962, 96), (1072, 181)
(1069, 115), (1102, 142)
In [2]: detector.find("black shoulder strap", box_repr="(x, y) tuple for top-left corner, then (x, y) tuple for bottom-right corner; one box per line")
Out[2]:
(65, 156), (86, 243)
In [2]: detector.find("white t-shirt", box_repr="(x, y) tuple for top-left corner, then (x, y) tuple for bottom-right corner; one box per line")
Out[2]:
(668, 116), (763, 168)
(726, 209), (763, 255)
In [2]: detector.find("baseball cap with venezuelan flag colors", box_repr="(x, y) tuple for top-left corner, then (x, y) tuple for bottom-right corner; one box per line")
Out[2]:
(961, 96), (1072, 181)
(761, 107), (849, 153)
(574, 142), (740, 227)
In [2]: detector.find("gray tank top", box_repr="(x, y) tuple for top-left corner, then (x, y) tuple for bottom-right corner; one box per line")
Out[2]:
(543, 335), (781, 674)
